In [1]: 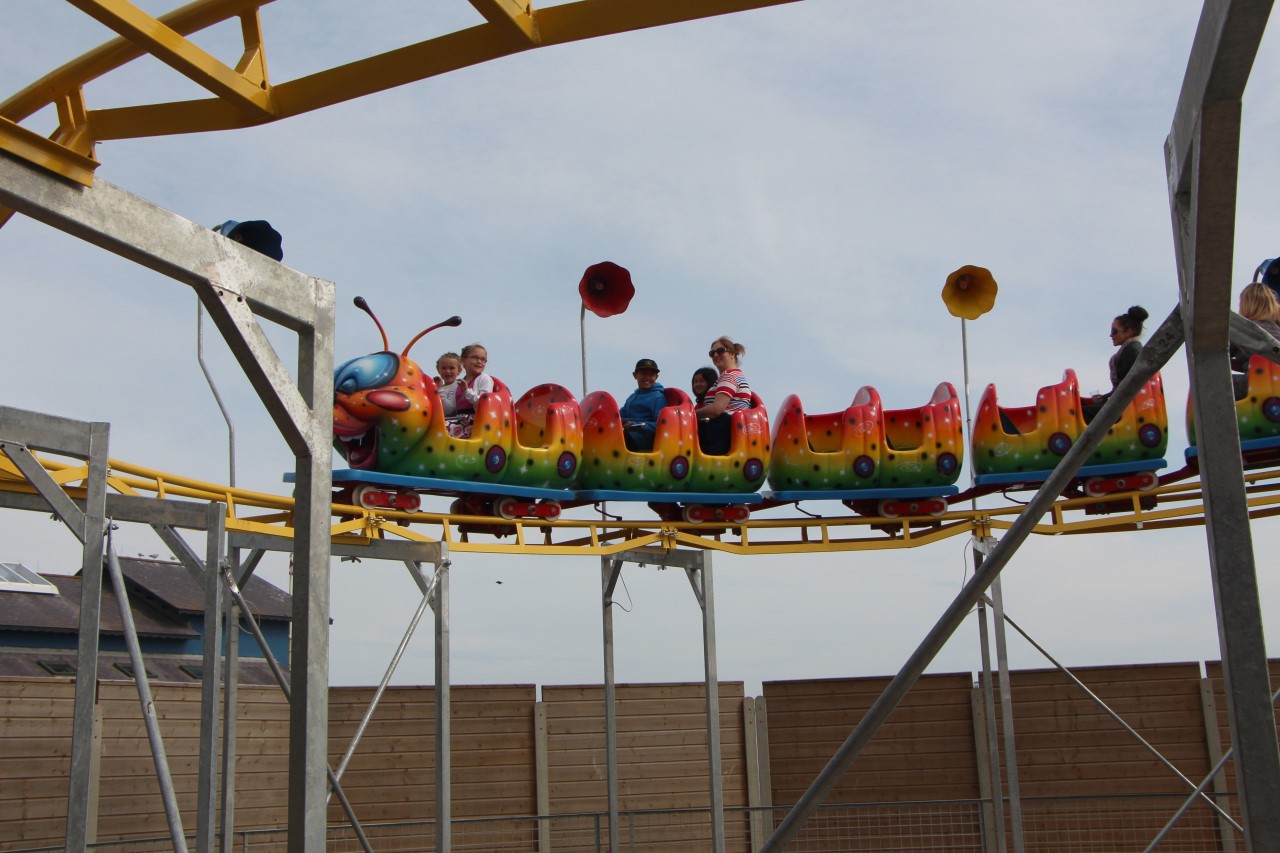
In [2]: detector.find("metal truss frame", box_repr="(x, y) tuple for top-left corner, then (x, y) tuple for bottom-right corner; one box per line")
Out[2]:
(0, 145), (340, 847)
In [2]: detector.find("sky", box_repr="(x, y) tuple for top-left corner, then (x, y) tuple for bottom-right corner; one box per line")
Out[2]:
(3, 1), (1280, 697)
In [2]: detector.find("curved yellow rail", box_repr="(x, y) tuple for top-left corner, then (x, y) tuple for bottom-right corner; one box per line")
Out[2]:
(0, 0), (800, 192)
(4, 447), (1280, 556)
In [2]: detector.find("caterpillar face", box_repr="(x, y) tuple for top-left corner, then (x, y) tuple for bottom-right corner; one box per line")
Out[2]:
(332, 351), (434, 470)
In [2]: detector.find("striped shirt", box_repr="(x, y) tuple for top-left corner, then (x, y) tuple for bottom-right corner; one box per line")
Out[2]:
(709, 369), (752, 411)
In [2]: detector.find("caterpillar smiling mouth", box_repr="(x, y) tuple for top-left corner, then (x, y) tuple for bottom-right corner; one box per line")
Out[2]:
(338, 428), (377, 469)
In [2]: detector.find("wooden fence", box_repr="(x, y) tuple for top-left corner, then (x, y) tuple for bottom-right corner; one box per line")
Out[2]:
(1, 661), (1275, 849)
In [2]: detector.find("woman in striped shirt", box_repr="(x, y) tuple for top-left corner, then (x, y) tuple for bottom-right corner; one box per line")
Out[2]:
(696, 336), (752, 455)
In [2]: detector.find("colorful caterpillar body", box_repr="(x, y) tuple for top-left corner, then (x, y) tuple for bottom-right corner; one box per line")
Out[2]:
(972, 369), (1167, 483)
(331, 301), (1192, 508)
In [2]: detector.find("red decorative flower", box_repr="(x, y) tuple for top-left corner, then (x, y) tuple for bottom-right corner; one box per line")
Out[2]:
(579, 261), (635, 318)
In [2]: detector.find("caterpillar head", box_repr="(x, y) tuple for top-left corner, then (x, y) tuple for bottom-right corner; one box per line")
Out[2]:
(332, 298), (461, 471)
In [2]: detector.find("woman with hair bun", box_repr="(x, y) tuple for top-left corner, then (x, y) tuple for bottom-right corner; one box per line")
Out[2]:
(696, 336), (752, 455)
(1084, 305), (1149, 421)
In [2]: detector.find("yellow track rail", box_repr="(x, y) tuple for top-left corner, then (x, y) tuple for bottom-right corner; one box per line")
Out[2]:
(4, 448), (1280, 556)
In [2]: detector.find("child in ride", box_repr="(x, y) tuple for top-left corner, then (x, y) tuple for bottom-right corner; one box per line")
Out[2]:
(447, 343), (495, 438)
(435, 352), (462, 417)
(619, 358), (666, 452)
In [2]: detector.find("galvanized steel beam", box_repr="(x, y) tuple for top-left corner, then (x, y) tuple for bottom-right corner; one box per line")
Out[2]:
(0, 150), (335, 850)
(1164, 2), (1280, 849)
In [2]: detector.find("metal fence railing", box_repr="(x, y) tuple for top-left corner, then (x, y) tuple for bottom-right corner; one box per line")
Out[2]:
(7, 793), (1243, 853)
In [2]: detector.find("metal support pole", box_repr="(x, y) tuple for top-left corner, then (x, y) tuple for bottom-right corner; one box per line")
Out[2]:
(1145, 684), (1280, 853)
(580, 303), (590, 398)
(433, 559), (452, 853)
(994, 602), (1242, 833)
(332, 561), (435, 790)
(68, 429), (109, 852)
(197, 301), (237, 488)
(106, 534), (189, 852)
(0, 409), (110, 851)
(220, 567), (372, 853)
(601, 557), (623, 853)
(196, 504), (227, 853)
(219, 550), (261, 853)
(974, 567), (1007, 853)
(988, 576), (1024, 853)
(685, 551), (726, 853)
(1164, 5), (1280, 847)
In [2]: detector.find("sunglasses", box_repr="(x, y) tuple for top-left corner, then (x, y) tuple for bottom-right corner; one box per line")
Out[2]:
(1109, 327), (1122, 335)
(708, 347), (729, 358)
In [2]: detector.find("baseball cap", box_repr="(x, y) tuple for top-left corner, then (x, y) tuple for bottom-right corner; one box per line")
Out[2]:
(214, 219), (284, 261)
(1255, 258), (1280, 288)
(634, 358), (659, 372)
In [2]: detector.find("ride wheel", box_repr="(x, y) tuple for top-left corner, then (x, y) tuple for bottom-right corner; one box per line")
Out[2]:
(352, 484), (421, 512)
(493, 497), (562, 520)
(877, 497), (948, 519)
(1083, 470), (1159, 498)
(681, 504), (751, 524)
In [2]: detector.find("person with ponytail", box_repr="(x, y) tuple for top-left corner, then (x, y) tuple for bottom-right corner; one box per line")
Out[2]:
(1083, 305), (1149, 421)
(696, 336), (752, 455)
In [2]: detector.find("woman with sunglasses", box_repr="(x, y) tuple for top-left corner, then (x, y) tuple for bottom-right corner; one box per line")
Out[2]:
(696, 337), (751, 455)
(1083, 306), (1149, 422)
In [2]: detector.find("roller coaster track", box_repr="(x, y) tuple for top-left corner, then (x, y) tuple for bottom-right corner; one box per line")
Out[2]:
(4, 447), (1280, 556)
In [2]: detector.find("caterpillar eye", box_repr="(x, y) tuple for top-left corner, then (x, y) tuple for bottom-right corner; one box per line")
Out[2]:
(335, 352), (399, 395)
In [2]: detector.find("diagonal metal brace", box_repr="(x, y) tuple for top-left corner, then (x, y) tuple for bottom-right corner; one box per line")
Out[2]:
(0, 440), (87, 542)
(763, 308), (1187, 850)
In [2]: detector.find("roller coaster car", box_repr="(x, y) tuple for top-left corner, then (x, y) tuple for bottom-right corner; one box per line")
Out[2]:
(331, 365), (570, 520)
(972, 369), (1168, 497)
(766, 384), (963, 518)
(688, 392), (771, 494)
(504, 383), (584, 491)
(578, 387), (698, 491)
(576, 388), (764, 522)
(1185, 355), (1280, 465)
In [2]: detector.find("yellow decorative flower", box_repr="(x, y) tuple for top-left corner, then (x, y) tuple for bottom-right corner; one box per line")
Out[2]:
(942, 265), (998, 320)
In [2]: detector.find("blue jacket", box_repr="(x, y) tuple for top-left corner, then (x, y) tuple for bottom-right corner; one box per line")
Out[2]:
(619, 384), (667, 437)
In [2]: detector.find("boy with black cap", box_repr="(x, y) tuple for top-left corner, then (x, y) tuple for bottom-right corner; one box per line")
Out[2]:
(619, 358), (666, 452)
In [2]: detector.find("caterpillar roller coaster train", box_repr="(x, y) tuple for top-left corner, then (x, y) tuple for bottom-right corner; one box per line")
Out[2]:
(324, 294), (1280, 528)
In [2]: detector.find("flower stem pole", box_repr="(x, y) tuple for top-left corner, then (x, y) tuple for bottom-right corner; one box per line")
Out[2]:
(961, 317), (973, 487)
(580, 302), (589, 398)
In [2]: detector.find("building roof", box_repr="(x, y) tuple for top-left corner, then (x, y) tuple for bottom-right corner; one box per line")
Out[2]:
(0, 574), (197, 638)
(115, 556), (292, 620)
(0, 557), (291, 636)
